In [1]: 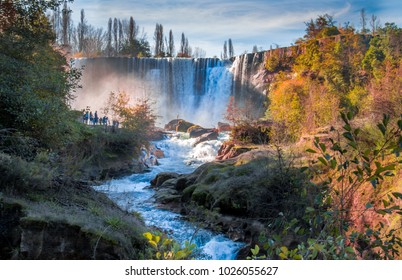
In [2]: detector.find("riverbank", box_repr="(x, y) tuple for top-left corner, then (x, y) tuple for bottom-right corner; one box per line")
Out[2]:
(0, 141), (155, 259)
(0, 124), (158, 259)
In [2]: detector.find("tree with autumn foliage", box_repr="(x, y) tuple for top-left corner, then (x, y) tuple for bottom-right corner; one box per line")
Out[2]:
(266, 14), (402, 141)
(106, 91), (157, 141)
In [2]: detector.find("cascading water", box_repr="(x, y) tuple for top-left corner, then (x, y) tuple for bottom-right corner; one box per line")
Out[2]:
(72, 57), (233, 127)
(93, 133), (244, 260)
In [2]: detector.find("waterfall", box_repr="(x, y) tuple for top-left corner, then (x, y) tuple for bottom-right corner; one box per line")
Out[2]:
(72, 57), (234, 127)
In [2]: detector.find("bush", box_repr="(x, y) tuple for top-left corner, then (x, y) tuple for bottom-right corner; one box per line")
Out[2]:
(230, 123), (270, 144)
(0, 152), (53, 193)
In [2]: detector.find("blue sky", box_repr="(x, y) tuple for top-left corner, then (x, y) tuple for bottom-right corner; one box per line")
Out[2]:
(69, 0), (402, 57)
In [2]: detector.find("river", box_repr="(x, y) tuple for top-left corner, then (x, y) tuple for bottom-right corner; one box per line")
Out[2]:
(93, 132), (244, 259)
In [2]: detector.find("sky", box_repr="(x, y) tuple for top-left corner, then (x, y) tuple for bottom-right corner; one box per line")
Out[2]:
(68, 0), (402, 57)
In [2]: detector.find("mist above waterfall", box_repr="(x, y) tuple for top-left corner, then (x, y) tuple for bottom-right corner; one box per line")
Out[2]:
(72, 57), (234, 127)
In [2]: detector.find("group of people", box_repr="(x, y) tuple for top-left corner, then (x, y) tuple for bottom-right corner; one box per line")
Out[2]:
(82, 110), (109, 126)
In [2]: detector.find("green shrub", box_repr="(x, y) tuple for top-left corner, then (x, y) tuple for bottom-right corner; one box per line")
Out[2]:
(0, 152), (53, 193)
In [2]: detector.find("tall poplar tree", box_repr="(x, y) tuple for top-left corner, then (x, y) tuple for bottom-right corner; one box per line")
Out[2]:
(106, 17), (112, 56)
(118, 19), (123, 54)
(77, 9), (86, 52)
(153, 23), (164, 57)
(113, 17), (118, 55)
(228, 38), (234, 57)
(61, 1), (71, 46)
(222, 40), (228, 59)
(168, 29), (174, 57)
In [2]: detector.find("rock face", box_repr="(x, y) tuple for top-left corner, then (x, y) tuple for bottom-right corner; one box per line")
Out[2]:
(18, 220), (127, 259)
(0, 186), (148, 259)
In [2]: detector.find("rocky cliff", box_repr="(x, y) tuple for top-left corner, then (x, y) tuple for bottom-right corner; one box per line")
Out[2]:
(0, 181), (148, 259)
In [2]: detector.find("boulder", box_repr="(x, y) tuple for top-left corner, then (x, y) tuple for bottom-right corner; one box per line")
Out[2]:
(176, 120), (195, 132)
(149, 144), (165, 159)
(193, 131), (219, 146)
(216, 142), (253, 160)
(164, 119), (182, 131)
(153, 188), (181, 204)
(164, 119), (195, 132)
(150, 172), (179, 188)
(188, 127), (215, 138)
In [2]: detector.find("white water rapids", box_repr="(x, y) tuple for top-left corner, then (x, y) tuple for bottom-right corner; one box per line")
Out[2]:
(93, 133), (244, 259)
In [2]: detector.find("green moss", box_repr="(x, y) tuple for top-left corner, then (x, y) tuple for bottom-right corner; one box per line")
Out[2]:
(176, 120), (195, 132)
(204, 174), (219, 184)
(234, 166), (253, 177)
(181, 185), (197, 202)
(191, 184), (211, 206)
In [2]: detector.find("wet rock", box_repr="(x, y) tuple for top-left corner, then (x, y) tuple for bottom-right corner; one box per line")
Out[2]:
(164, 119), (195, 132)
(150, 172), (179, 188)
(193, 131), (219, 146)
(164, 119), (181, 131)
(153, 188), (181, 204)
(188, 127), (215, 138)
(139, 145), (165, 168)
(152, 149), (164, 159)
(144, 156), (158, 167)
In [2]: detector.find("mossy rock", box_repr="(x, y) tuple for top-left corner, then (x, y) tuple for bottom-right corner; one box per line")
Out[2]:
(175, 177), (188, 191)
(150, 172), (179, 187)
(176, 120), (195, 133)
(159, 178), (178, 189)
(191, 184), (212, 207)
(181, 185), (198, 202)
(154, 188), (181, 204)
(187, 125), (202, 135)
